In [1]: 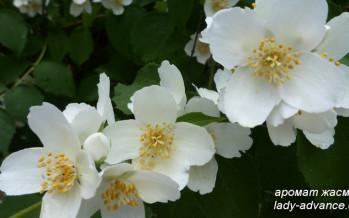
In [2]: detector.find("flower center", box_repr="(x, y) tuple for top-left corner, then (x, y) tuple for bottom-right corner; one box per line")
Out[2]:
(212, 0), (229, 11)
(37, 152), (76, 194)
(139, 123), (176, 160)
(197, 41), (210, 54)
(113, 0), (122, 6)
(320, 53), (340, 67)
(101, 179), (140, 211)
(248, 38), (300, 87)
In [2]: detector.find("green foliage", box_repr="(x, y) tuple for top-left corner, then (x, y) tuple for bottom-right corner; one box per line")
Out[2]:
(0, 194), (41, 217)
(0, 9), (27, 56)
(176, 112), (226, 127)
(33, 61), (76, 98)
(69, 28), (94, 66)
(4, 85), (44, 123)
(0, 108), (15, 155)
(167, 0), (194, 33)
(0, 55), (30, 85)
(48, 30), (69, 61)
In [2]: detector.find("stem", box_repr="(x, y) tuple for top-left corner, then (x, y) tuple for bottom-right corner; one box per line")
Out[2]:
(9, 201), (42, 218)
(11, 41), (47, 89)
(208, 57), (215, 90)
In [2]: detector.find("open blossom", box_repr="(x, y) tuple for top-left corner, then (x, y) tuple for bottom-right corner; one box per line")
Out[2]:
(103, 85), (215, 190)
(0, 103), (101, 218)
(77, 163), (180, 218)
(184, 34), (211, 64)
(94, 0), (133, 15)
(203, 0), (347, 128)
(128, 60), (187, 115)
(184, 97), (252, 194)
(63, 73), (114, 162)
(204, 0), (239, 17)
(70, 0), (92, 17)
(17, 0), (43, 17)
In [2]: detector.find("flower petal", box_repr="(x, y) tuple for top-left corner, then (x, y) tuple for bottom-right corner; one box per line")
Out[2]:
(279, 52), (347, 113)
(63, 103), (93, 123)
(133, 85), (177, 125)
(0, 148), (47, 195)
(76, 186), (102, 218)
(158, 61), (187, 111)
(100, 198), (144, 218)
(76, 150), (101, 199)
(83, 133), (111, 162)
(40, 183), (82, 218)
(205, 8), (266, 69)
(214, 68), (231, 92)
(184, 97), (220, 117)
(290, 110), (337, 134)
(254, 0), (277, 20)
(267, 121), (296, 146)
(127, 170), (180, 203)
(103, 120), (142, 164)
(265, 0), (327, 50)
(97, 73), (114, 122)
(194, 85), (219, 104)
(28, 103), (80, 161)
(267, 101), (298, 127)
(315, 12), (349, 61)
(224, 67), (281, 127)
(187, 158), (218, 195)
(206, 122), (252, 158)
(303, 129), (335, 149)
(173, 122), (215, 166)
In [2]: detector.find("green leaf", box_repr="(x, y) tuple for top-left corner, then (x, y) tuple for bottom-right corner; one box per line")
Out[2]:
(0, 82), (6, 94)
(113, 63), (160, 115)
(82, 4), (101, 28)
(134, 0), (157, 6)
(0, 194), (42, 218)
(167, 0), (194, 32)
(328, 0), (343, 21)
(297, 117), (349, 203)
(69, 27), (94, 65)
(48, 30), (69, 61)
(154, 1), (168, 13)
(106, 7), (145, 61)
(4, 85), (44, 123)
(33, 61), (76, 98)
(340, 54), (349, 66)
(131, 12), (175, 63)
(151, 154), (260, 218)
(23, 35), (44, 56)
(176, 112), (226, 127)
(0, 9), (27, 56)
(0, 55), (30, 85)
(77, 74), (99, 102)
(0, 108), (15, 155)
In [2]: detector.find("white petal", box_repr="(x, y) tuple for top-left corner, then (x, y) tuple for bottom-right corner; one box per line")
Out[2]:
(71, 107), (104, 144)
(217, 89), (226, 114)
(76, 150), (101, 199)
(73, 0), (86, 4)
(70, 2), (84, 17)
(315, 12), (349, 60)
(200, 17), (213, 44)
(63, 103), (93, 123)
(97, 73), (111, 121)
(100, 198), (144, 218)
(76, 186), (102, 218)
(254, 0), (277, 20)
(122, 0), (133, 6)
(133, 86), (177, 125)
(224, 67), (281, 127)
(101, 163), (133, 179)
(291, 110), (337, 134)
(0, 148), (47, 195)
(112, 5), (124, 15)
(206, 8), (266, 69)
(267, 101), (298, 127)
(267, 121), (296, 146)
(84, 0), (92, 13)
(265, 0), (327, 51)
(158, 61), (187, 111)
(83, 133), (111, 163)
(194, 85), (219, 104)
(337, 64), (349, 109)
(214, 68), (232, 92)
(173, 122), (215, 166)
(184, 97), (220, 117)
(103, 120), (142, 164)
(40, 183), (82, 218)
(184, 34), (195, 57)
(187, 158), (218, 195)
(28, 103), (80, 161)
(303, 128), (335, 149)
(204, 0), (238, 17)
(127, 170), (180, 203)
(106, 99), (115, 124)
(279, 53), (346, 113)
(336, 108), (349, 117)
(206, 122), (252, 158)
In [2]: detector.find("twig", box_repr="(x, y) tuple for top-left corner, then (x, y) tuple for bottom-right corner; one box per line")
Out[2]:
(9, 201), (42, 218)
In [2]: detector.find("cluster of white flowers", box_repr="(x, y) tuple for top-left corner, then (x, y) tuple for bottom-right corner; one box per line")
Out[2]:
(187, 0), (349, 149)
(13, 0), (133, 17)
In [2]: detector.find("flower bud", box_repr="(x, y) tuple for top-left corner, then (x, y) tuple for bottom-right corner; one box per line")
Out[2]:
(83, 133), (110, 163)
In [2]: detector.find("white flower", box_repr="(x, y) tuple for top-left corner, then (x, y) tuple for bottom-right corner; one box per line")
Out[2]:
(77, 163), (180, 218)
(18, 0), (43, 17)
(204, 0), (239, 17)
(63, 73), (115, 161)
(128, 60), (187, 115)
(13, 0), (28, 7)
(103, 85), (215, 190)
(266, 101), (337, 149)
(184, 97), (252, 194)
(83, 133), (111, 163)
(96, 0), (133, 15)
(184, 34), (211, 64)
(0, 103), (101, 218)
(203, 0), (347, 128)
(70, 0), (92, 17)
